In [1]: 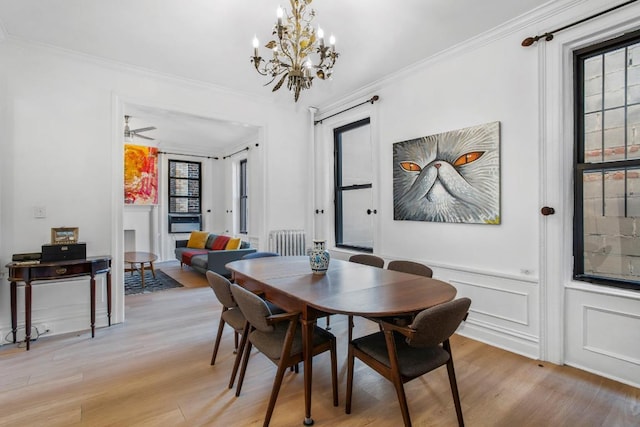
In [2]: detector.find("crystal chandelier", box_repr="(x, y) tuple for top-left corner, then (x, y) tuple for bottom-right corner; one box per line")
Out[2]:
(251, 0), (339, 102)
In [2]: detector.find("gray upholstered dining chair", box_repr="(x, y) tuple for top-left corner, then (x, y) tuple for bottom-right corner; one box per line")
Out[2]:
(230, 283), (339, 427)
(206, 270), (245, 367)
(346, 297), (471, 427)
(242, 251), (280, 259)
(207, 270), (284, 390)
(344, 253), (385, 335)
(349, 254), (385, 268)
(387, 260), (433, 278)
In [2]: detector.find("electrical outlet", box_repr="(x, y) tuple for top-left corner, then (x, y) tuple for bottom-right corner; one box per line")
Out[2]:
(35, 323), (51, 334)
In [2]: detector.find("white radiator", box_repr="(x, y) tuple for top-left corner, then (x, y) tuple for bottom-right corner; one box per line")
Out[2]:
(268, 229), (306, 256)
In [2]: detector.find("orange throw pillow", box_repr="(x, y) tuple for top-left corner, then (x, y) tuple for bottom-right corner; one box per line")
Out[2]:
(211, 235), (231, 250)
(187, 231), (209, 249)
(226, 238), (241, 250)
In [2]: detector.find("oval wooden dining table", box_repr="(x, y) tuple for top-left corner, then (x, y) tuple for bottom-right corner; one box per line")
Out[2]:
(226, 256), (457, 426)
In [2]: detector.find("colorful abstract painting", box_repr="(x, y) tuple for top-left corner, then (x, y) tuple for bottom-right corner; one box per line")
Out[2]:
(393, 121), (500, 224)
(124, 144), (158, 205)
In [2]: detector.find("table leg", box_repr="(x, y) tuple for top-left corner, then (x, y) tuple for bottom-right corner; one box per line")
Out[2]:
(106, 270), (112, 326)
(90, 274), (96, 338)
(140, 263), (145, 288)
(149, 261), (156, 279)
(301, 318), (314, 425)
(10, 281), (17, 343)
(25, 281), (32, 351)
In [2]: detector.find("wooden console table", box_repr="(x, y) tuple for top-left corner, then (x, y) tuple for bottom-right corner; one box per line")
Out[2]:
(6, 256), (112, 350)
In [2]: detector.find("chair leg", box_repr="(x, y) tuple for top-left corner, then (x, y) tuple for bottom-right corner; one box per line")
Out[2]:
(229, 323), (250, 389)
(348, 315), (354, 343)
(384, 330), (412, 427)
(211, 317), (226, 365)
(390, 375), (411, 427)
(330, 337), (338, 406)
(325, 314), (331, 330)
(235, 341), (253, 397)
(234, 330), (239, 351)
(263, 361), (289, 427)
(345, 344), (354, 414)
(444, 341), (464, 427)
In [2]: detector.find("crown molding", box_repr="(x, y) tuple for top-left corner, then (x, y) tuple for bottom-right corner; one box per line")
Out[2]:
(2, 35), (289, 108)
(316, 0), (585, 114)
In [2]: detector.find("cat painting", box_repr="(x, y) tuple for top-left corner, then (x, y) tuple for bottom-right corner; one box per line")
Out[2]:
(393, 121), (500, 224)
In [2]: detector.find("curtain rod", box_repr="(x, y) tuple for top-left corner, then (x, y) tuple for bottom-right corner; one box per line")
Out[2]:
(521, 0), (637, 46)
(158, 151), (218, 160)
(223, 143), (260, 159)
(314, 95), (380, 125)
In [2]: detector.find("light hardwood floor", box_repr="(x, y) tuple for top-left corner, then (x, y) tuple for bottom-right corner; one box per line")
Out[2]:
(1, 263), (638, 426)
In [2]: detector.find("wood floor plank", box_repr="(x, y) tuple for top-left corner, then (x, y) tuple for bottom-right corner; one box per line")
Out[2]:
(1, 271), (638, 426)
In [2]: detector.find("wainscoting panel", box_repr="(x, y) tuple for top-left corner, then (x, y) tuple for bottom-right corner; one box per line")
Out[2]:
(434, 266), (540, 359)
(565, 286), (640, 388)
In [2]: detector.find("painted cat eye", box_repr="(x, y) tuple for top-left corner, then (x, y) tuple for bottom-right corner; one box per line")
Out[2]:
(400, 161), (422, 172)
(453, 151), (484, 167)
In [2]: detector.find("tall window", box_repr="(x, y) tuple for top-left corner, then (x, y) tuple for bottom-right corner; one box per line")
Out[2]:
(334, 118), (374, 252)
(239, 159), (248, 234)
(574, 30), (640, 289)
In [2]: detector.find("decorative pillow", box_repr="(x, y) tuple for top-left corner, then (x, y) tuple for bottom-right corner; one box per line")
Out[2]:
(211, 235), (231, 250)
(206, 234), (219, 249)
(187, 231), (209, 249)
(226, 238), (242, 250)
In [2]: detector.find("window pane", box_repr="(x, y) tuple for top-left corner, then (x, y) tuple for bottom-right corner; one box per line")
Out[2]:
(629, 43), (640, 104)
(340, 125), (372, 186)
(584, 56), (602, 113)
(628, 105), (640, 159)
(604, 48), (625, 109)
(627, 168), (640, 217)
(604, 169), (625, 216)
(341, 188), (373, 248)
(583, 168), (640, 283)
(603, 108), (625, 162)
(584, 111), (602, 163)
(583, 170), (603, 234)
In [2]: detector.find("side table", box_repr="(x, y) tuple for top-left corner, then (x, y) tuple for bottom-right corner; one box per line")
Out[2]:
(124, 251), (158, 288)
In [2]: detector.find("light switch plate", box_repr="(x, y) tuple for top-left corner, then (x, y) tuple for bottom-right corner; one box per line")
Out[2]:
(34, 206), (46, 218)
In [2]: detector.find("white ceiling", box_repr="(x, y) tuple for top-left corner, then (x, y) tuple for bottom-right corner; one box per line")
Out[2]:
(0, 0), (554, 153)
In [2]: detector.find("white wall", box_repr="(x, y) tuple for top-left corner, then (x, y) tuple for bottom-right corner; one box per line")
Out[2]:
(314, 0), (640, 387)
(0, 40), (310, 342)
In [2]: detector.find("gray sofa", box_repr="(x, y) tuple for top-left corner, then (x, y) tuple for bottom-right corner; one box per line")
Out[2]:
(175, 234), (256, 276)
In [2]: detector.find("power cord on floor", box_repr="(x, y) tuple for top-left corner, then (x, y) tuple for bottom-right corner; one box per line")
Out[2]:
(3, 325), (50, 348)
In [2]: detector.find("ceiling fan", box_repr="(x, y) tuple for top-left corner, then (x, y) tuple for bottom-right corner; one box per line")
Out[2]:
(124, 115), (156, 140)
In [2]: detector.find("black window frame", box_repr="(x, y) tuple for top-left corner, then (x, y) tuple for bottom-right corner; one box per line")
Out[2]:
(239, 159), (248, 235)
(574, 29), (640, 291)
(334, 117), (373, 253)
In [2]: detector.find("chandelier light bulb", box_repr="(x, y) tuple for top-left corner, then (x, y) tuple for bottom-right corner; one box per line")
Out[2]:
(329, 34), (336, 46)
(317, 27), (324, 39)
(253, 36), (259, 57)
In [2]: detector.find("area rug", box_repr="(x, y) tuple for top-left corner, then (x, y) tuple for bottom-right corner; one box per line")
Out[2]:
(124, 269), (184, 295)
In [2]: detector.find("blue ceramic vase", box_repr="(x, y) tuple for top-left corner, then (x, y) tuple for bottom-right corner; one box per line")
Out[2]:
(309, 240), (330, 274)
